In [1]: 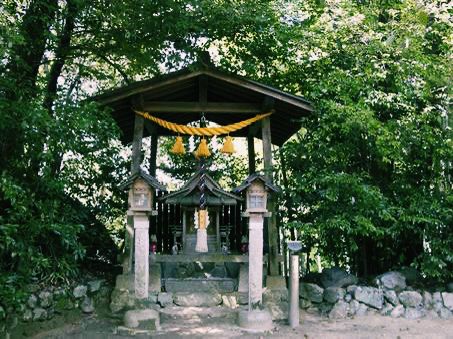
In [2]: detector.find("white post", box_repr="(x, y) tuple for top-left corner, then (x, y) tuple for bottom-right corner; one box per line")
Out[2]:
(289, 254), (300, 328)
(248, 213), (264, 309)
(134, 213), (149, 299)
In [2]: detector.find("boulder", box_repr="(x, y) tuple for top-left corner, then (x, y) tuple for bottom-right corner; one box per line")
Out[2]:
(355, 302), (368, 316)
(157, 292), (173, 307)
(32, 308), (47, 321)
(73, 285), (87, 299)
(426, 309), (439, 319)
(266, 302), (288, 320)
(441, 292), (453, 311)
(404, 307), (425, 320)
(222, 294), (238, 309)
(383, 290), (399, 306)
(328, 300), (349, 319)
(299, 298), (312, 309)
(320, 267), (358, 289)
(302, 272), (322, 285)
(353, 286), (384, 309)
(439, 307), (453, 320)
(81, 297), (95, 313)
(173, 292), (222, 307)
(433, 292), (443, 311)
(423, 291), (433, 310)
(27, 294), (38, 309)
(299, 283), (324, 303)
(38, 291), (53, 308)
(346, 285), (358, 294)
(87, 280), (103, 293)
(124, 309), (160, 330)
(318, 303), (333, 316)
(263, 289), (288, 303)
(390, 305), (405, 318)
(348, 300), (360, 316)
(110, 289), (135, 313)
(323, 287), (345, 304)
(376, 272), (406, 291)
(380, 303), (394, 316)
(399, 291), (423, 308)
(344, 294), (352, 302)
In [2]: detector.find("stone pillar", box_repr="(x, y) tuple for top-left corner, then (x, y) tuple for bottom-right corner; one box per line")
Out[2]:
(289, 254), (300, 328)
(134, 213), (149, 299)
(248, 213), (264, 309)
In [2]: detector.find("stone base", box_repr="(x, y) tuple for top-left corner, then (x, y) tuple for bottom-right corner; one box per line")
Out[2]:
(124, 309), (160, 330)
(164, 278), (236, 293)
(266, 275), (287, 290)
(149, 264), (162, 293)
(238, 309), (273, 332)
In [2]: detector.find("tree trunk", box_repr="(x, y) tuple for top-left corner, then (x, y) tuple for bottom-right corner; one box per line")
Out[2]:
(42, 0), (79, 176)
(0, 0), (58, 173)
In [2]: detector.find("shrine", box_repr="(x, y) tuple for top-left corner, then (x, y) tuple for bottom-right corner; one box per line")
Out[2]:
(94, 60), (312, 330)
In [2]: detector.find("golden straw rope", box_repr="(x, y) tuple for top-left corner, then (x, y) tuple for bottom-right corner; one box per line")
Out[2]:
(134, 110), (272, 136)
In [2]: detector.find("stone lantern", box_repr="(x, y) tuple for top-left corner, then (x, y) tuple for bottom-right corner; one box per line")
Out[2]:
(129, 177), (153, 212)
(233, 173), (280, 331)
(245, 180), (267, 213)
(120, 170), (165, 299)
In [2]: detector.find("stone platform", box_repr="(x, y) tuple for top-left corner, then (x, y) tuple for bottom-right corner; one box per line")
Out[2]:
(165, 278), (236, 293)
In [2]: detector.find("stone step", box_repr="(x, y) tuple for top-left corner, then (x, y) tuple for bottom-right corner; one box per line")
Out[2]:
(159, 305), (239, 325)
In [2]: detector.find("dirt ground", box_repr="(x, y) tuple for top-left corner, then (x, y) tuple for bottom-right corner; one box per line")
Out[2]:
(7, 309), (453, 339)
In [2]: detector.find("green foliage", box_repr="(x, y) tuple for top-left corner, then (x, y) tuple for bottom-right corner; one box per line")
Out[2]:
(158, 136), (248, 190)
(267, 0), (452, 279)
(0, 0), (451, 316)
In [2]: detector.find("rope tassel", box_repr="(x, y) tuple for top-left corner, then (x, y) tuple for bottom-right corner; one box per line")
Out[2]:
(171, 136), (185, 155)
(221, 135), (235, 154)
(195, 138), (211, 158)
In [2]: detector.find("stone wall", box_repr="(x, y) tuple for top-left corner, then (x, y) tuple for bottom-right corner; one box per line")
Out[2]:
(299, 268), (453, 320)
(0, 279), (112, 334)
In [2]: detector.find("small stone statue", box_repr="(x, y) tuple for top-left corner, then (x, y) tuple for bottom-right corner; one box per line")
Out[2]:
(172, 243), (179, 255)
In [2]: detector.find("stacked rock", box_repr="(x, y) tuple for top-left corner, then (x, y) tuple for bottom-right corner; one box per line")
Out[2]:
(299, 268), (453, 320)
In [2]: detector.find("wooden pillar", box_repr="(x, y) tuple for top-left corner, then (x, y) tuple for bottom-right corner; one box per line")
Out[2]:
(247, 135), (256, 175)
(131, 114), (144, 174)
(262, 116), (279, 276)
(149, 134), (158, 177)
(182, 209), (187, 253)
(216, 209), (220, 251)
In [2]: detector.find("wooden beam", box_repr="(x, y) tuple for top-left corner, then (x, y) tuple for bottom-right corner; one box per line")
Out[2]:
(140, 101), (261, 113)
(247, 135), (256, 175)
(262, 113), (279, 276)
(204, 69), (313, 112)
(261, 116), (273, 182)
(199, 75), (208, 106)
(131, 114), (144, 174)
(149, 134), (158, 177)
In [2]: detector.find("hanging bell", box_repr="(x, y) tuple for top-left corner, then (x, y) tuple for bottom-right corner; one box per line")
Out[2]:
(221, 135), (235, 154)
(171, 136), (185, 155)
(195, 138), (211, 158)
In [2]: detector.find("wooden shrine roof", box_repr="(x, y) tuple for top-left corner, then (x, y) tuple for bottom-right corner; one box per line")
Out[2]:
(160, 170), (242, 206)
(92, 64), (313, 146)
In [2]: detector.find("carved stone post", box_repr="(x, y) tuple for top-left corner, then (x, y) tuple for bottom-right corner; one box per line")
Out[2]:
(134, 212), (149, 299)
